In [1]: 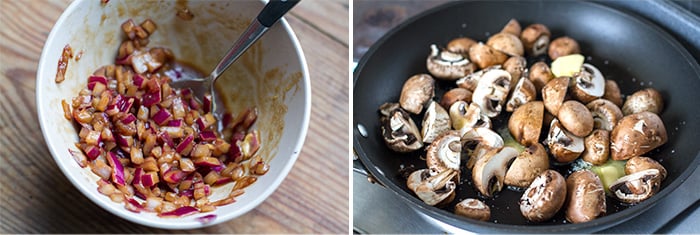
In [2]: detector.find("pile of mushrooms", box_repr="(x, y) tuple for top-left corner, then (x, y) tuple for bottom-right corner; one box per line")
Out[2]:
(378, 18), (670, 224)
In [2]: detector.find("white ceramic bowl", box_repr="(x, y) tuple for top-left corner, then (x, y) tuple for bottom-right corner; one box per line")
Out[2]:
(36, 0), (310, 229)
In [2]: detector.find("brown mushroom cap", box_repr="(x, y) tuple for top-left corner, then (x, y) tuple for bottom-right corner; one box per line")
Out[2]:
(462, 128), (504, 169)
(454, 198), (491, 221)
(506, 77), (537, 112)
(469, 43), (508, 69)
(502, 56), (527, 91)
(501, 18), (522, 36)
(447, 37), (477, 55)
(520, 24), (551, 56)
(519, 170), (566, 222)
(548, 36), (581, 60)
(566, 170), (606, 223)
(413, 169), (458, 206)
(399, 74), (435, 114)
(622, 88), (664, 115)
(558, 100), (594, 137)
(529, 61), (555, 92)
(440, 88), (472, 110)
(547, 118), (584, 163)
(625, 156), (667, 180)
(542, 76), (570, 115)
(610, 111), (668, 160)
(487, 32), (525, 56)
(586, 99), (624, 131)
(379, 103), (424, 152)
(581, 129), (610, 165)
(508, 101), (544, 146)
(504, 143), (549, 188)
(603, 80), (623, 107)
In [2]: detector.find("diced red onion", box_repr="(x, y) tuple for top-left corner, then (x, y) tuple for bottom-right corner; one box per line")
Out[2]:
(163, 169), (187, 184)
(179, 189), (193, 197)
(159, 206), (199, 217)
(125, 197), (144, 212)
(69, 149), (88, 168)
(196, 117), (206, 130)
(222, 113), (233, 129)
(121, 113), (136, 124)
(87, 75), (108, 90)
(199, 130), (217, 142)
(196, 214), (216, 224)
(172, 98), (186, 119)
(213, 177), (233, 186)
(152, 108), (172, 125)
(203, 94), (212, 114)
(133, 168), (143, 185)
(107, 152), (126, 186)
(141, 91), (161, 107)
(115, 134), (131, 147)
(141, 172), (159, 187)
(159, 131), (175, 148)
(115, 54), (132, 65)
(194, 157), (221, 168)
(176, 135), (194, 154)
(167, 119), (182, 127)
(133, 74), (145, 87)
(116, 96), (135, 113)
(210, 164), (224, 173)
(85, 145), (102, 160)
(180, 88), (191, 97)
(189, 98), (200, 110)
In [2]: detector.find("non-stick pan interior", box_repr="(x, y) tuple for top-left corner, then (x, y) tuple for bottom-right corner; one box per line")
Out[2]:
(353, 1), (700, 233)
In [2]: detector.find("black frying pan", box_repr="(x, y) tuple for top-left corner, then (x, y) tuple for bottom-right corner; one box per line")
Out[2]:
(353, 1), (700, 233)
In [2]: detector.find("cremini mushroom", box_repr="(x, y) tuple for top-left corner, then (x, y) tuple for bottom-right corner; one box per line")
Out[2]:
(625, 156), (667, 180)
(610, 111), (667, 160)
(519, 170), (566, 222)
(508, 101), (544, 146)
(528, 61), (555, 91)
(455, 198), (491, 221)
(472, 147), (519, 197)
(505, 78), (536, 112)
(440, 88), (472, 110)
(450, 101), (491, 134)
(546, 118), (584, 163)
(456, 65), (500, 92)
(542, 76), (570, 115)
(558, 100), (594, 137)
(587, 99), (623, 131)
(603, 80), (623, 107)
(426, 131), (461, 173)
(504, 143), (549, 188)
(520, 23), (551, 56)
(407, 169), (431, 192)
(472, 68), (512, 117)
(462, 127), (504, 169)
(412, 168), (458, 206)
(622, 88), (664, 115)
(487, 32), (524, 56)
(548, 36), (580, 60)
(447, 37), (477, 55)
(469, 42), (508, 69)
(502, 56), (527, 91)
(399, 74), (435, 114)
(427, 44), (476, 81)
(609, 169), (662, 204)
(571, 63), (605, 104)
(421, 101), (452, 143)
(566, 170), (606, 223)
(581, 129), (610, 165)
(501, 18), (522, 36)
(379, 103), (423, 152)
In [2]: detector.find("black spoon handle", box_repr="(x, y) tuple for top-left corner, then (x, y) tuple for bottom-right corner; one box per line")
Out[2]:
(257, 0), (301, 28)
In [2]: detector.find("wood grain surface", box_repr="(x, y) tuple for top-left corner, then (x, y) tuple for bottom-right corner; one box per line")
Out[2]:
(0, 0), (349, 233)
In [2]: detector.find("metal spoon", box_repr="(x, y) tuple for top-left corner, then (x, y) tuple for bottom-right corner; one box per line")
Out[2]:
(170, 0), (300, 115)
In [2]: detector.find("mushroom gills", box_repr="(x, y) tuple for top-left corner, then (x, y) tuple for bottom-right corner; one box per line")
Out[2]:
(609, 169), (662, 204)
(472, 147), (519, 197)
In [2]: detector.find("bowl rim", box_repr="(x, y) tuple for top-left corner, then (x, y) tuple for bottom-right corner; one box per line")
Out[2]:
(35, 0), (311, 229)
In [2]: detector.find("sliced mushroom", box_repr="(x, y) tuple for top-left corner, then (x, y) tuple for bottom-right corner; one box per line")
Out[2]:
(603, 80), (623, 107)
(447, 37), (477, 55)
(546, 118), (584, 163)
(625, 156), (667, 180)
(519, 170), (566, 222)
(426, 131), (461, 173)
(610, 111), (667, 160)
(504, 143), (549, 188)
(529, 61), (555, 92)
(427, 44), (476, 81)
(440, 88), (472, 110)
(505, 78), (536, 112)
(472, 68), (512, 117)
(421, 101), (452, 143)
(581, 129), (610, 165)
(558, 100), (594, 137)
(542, 76), (570, 115)
(472, 147), (519, 197)
(469, 42), (508, 69)
(548, 36), (580, 60)
(487, 32), (524, 56)
(501, 18), (522, 36)
(566, 170), (606, 223)
(571, 63), (605, 104)
(508, 101), (544, 146)
(456, 65), (501, 92)
(462, 127), (504, 169)
(622, 88), (664, 115)
(609, 169), (662, 204)
(379, 103), (423, 152)
(450, 101), (491, 134)
(413, 169), (458, 206)
(407, 169), (431, 192)
(399, 74), (435, 114)
(455, 198), (491, 221)
(587, 99), (624, 131)
(520, 23), (551, 56)
(502, 56), (527, 92)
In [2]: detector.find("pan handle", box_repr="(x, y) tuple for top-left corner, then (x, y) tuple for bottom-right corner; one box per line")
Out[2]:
(353, 148), (385, 186)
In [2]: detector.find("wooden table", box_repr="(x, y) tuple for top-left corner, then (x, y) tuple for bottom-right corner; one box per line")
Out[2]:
(0, 0), (348, 233)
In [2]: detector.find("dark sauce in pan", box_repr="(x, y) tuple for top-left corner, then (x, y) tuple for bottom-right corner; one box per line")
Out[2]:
(390, 54), (661, 225)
